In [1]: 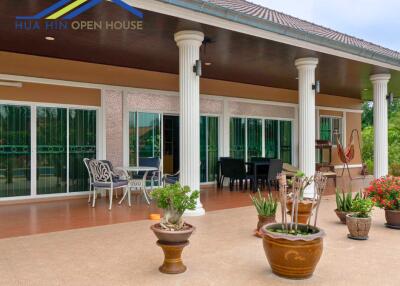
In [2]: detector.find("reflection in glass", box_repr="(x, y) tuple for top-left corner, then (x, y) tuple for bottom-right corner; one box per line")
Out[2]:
(69, 109), (96, 192)
(37, 107), (67, 194)
(0, 105), (31, 197)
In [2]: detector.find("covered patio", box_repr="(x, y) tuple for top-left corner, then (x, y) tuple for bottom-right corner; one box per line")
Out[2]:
(0, 0), (399, 226)
(0, 176), (369, 239)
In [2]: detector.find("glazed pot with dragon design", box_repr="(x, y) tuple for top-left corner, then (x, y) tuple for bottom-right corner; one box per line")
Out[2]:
(261, 223), (325, 279)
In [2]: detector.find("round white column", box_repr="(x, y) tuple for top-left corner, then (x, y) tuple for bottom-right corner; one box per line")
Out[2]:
(295, 58), (318, 197)
(174, 30), (205, 216)
(370, 74), (391, 178)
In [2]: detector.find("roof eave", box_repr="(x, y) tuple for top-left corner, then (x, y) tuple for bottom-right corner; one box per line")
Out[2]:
(158, 0), (400, 68)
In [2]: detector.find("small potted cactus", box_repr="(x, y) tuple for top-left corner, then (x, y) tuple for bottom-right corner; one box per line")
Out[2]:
(335, 189), (360, 224)
(346, 195), (374, 240)
(250, 190), (278, 237)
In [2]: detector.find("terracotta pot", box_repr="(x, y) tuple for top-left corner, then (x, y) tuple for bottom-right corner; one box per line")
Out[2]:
(346, 215), (371, 240)
(257, 215), (276, 231)
(334, 209), (350, 224)
(385, 209), (400, 228)
(286, 200), (314, 224)
(151, 223), (195, 243)
(261, 223), (325, 279)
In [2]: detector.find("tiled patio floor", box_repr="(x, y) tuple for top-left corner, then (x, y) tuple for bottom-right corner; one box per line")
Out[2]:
(0, 175), (371, 239)
(0, 194), (398, 286)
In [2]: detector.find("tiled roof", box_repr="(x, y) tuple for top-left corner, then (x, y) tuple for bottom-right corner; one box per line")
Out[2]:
(201, 0), (400, 62)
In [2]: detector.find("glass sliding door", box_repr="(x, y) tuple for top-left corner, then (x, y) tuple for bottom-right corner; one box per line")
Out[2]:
(0, 105), (31, 197)
(207, 117), (219, 182)
(129, 112), (161, 166)
(200, 116), (207, 182)
(230, 117), (245, 159)
(247, 118), (262, 160)
(200, 116), (219, 182)
(265, 119), (278, 159)
(265, 119), (292, 163)
(129, 112), (137, 166)
(69, 109), (97, 193)
(280, 121), (292, 164)
(37, 107), (67, 195)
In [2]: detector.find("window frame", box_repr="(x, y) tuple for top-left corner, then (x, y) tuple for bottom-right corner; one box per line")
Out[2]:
(319, 115), (344, 147)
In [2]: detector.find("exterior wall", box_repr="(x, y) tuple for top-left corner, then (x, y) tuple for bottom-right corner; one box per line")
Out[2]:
(0, 52), (362, 109)
(104, 89), (123, 167)
(317, 108), (363, 168)
(0, 82), (100, 106)
(0, 51), (363, 174)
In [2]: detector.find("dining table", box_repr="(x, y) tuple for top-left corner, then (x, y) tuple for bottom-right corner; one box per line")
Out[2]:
(216, 159), (270, 192)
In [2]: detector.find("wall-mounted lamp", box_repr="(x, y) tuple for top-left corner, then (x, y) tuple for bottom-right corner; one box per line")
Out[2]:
(0, 81), (23, 88)
(387, 92), (394, 105)
(312, 80), (320, 93)
(193, 60), (202, 77)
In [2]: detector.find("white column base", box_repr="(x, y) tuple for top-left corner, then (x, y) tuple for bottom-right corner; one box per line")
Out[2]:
(183, 206), (206, 217)
(302, 183), (315, 199)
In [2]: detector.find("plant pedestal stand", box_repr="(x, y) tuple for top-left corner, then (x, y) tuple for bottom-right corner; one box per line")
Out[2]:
(157, 240), (189, 274)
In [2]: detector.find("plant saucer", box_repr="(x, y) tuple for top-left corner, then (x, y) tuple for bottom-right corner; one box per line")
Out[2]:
(347, 234), (368, 240)
(384, 223), (400, 230)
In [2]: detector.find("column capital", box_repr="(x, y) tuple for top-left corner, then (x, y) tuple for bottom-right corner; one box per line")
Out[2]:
(294, 57), (319, 69)
(174, 30), (204, 47)
(370, 73), (391, 84)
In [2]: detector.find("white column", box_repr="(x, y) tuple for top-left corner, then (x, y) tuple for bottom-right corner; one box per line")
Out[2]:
(295, 58), (318, 197)
(222, 99), (230, 157)
(370, 74), (391, 178)
(174, 30), (205, 216)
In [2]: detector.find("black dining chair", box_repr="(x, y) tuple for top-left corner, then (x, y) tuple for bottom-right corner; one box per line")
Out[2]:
(266, 159), (283, 193)
(223, 158), (255, 191)
(249, 157), (269, 187)
(218, 157), (231, 187)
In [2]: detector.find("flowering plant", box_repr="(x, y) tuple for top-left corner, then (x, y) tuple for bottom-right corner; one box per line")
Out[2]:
(366, 176), (400, 210)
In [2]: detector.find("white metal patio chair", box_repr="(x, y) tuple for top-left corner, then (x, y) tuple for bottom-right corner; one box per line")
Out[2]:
(88, 160), (129, 210)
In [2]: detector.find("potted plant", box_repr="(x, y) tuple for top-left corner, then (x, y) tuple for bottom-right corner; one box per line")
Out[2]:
(250, 190), (278, 237)
(346, 196), (374, 240)
(261, 172), (327, 279)
(286, 171), (314, 224)
(150, 183), (199, 274)
(366, 176), (400, 229)
(335, 189), (360, 224)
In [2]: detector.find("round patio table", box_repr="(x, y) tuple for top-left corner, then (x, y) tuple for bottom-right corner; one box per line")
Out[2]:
(117, 166), (158, 205)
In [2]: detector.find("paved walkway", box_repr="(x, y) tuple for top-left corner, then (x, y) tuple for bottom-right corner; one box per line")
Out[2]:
(0, 195), (398, 286)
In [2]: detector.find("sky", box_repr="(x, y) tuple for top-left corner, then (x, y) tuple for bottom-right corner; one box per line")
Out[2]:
(250, 0), (400, 52)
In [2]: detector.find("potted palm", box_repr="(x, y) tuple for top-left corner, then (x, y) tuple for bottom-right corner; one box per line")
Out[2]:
(366, 176), (400, 229)
(250, 190), (278, 237)
(150, 183), (199, 274)
(346, 196), (374, 240)
(335, 189), (360, 224)
(261, 172), (328, 279)
(286, 171), (314, 224)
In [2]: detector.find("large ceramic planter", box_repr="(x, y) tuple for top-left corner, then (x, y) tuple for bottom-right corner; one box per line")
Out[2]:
(334, 209), (350, 224)
(286, 200), (314, 224)
(261, 223), (325, 279)
(385, 209), (400, 229)
(346, 215), (371, 240)
(151, 223), (195, 274)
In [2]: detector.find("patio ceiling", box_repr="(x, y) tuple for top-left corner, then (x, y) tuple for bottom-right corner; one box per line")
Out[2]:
(0, 1), (400, 100)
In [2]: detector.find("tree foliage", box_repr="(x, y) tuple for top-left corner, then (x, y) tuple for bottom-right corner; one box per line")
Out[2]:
(362, 99), (400, 175)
